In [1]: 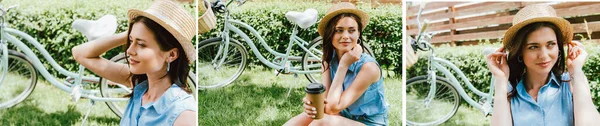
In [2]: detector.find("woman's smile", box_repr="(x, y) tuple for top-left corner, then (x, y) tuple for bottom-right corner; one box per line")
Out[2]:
(536, 61), (551, 68)
(129, 58), (140, 65)
(340, 41), (351, 46)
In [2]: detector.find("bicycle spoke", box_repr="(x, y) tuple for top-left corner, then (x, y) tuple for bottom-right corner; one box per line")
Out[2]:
(406, 77), (460, 125)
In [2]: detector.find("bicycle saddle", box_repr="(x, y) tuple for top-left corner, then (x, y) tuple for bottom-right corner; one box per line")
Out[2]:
(72, 15), (118, 42)
(285, 8), (317, 29)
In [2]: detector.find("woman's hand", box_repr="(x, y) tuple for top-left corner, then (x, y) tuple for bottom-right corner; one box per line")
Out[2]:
(485, 47), (510, 83)
(567, 41), (588, 73)
(302, 97), (327, 118)
(339, 44), (363, 67)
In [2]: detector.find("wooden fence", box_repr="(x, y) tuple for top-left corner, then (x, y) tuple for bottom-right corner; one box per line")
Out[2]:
(406, 2), (600, 46)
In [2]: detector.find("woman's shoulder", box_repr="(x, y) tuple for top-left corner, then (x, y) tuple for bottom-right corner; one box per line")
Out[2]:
(354, 53), (379, 69)
(359, 53), (377, 62)
(159, 84), (197, 111)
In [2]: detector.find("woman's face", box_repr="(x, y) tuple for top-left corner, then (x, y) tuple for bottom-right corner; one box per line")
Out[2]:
(522, 27), (559, 75)
(332, 17), (360, 53)
(126, 22), (170, 74)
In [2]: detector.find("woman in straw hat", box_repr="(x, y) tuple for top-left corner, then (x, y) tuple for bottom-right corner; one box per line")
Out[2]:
(284, 2), (388, 126)
(72, 0), (196, 125)
(487, 4), (600, 125)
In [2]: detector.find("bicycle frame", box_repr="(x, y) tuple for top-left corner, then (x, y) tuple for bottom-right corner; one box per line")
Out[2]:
(211, 6), (321, 74)
(422, 45), (495, 111)
(1, 28), (128, 102)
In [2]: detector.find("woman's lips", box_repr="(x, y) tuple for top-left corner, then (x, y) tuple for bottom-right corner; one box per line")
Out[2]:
(536, 61), (551, 68)
(340, 42), (351, 46)
(129, 58), (140, 65)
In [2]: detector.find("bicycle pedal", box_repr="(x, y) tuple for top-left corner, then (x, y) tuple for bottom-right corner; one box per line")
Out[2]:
(480, 101), (493, 117)
(274, 69), (294, 76)
(70, 85), (82, 102)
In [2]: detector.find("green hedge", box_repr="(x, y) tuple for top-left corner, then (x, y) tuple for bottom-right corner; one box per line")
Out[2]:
(3, 0), (195, 78)
(197, 1), (401, 76)
(406, 42), (600, 110)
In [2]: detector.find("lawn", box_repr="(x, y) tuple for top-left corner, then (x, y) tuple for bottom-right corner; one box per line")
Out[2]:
(199, 65), (402, 125)
(0, 75), (120, 125)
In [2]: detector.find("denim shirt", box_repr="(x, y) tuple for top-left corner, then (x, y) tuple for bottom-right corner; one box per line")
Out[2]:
(510, 72), (573, 126)
(120, 80), (197, 126)
(329, 51), (389, 116)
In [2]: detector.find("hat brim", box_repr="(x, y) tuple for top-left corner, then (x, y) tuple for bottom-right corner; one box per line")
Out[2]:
(318, 8), (369, 37)
(503, 17), (573, 48)
(128, 9), (196, 64)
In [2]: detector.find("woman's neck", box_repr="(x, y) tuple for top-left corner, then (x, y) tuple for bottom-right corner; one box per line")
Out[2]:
(525, 71), (550, 90)
(524, 71), (551, 101)
(143, 71), (173, 103)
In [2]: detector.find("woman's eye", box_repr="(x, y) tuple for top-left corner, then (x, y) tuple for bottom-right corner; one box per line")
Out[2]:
(349, 29), (356, 33)
(335, 30), (343, 33)
(137, 42), (145, 47)
(548, 42), (556, 47)
(528, 46), (538, 50)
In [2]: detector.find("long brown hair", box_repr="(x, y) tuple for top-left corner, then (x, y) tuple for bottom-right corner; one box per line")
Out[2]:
(504, 22), (566, 98)
(322, 13), (367, 72)
(124, 16), (192, 97)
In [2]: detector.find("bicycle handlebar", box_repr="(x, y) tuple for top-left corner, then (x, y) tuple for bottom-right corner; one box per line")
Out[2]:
(211, 0), (247, 14)
(411, 2), (437, 53)
(0, 4), (18, 17)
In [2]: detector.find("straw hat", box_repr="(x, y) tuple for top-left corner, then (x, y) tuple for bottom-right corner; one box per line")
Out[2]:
(503, 4), (573, 48)
(317, 2), (369, 37)
(128, 0), (196, 64)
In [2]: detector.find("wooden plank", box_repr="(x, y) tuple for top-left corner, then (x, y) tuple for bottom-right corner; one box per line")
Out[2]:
(406, 11), (515, 31)
(550, 2), (598, 9)
(430, 21), (600, 43)
(431, 30), (506, 43)
(572, 21), (600, 33)
(449, 6), (457, 46)
(407, 15), (513, 35)
(408, 2), (522, 25)
(556, 3), (600, 17)
(407, 2), (465, 16)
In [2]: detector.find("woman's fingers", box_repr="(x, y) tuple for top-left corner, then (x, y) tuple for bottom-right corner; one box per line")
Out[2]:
(487, 52), (505, 64)
(303, 97), (311, 105)
(302, 96), (316, 116)
(303, 103), (316, 116)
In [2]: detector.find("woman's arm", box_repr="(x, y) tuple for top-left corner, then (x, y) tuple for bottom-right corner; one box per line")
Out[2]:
(570, 70), (600, 125)
(486, 47), (513, 126)
(325, 62), (380, 114)
(491, 78), (513, 126)
(173, 110), (197, 126)
(72, 32), (131, 86)
(322, 62), (332, 97)
(567, 41), (600, 125)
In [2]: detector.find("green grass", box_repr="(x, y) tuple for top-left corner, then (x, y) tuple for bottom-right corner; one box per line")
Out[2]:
(199, 65), (401, 125)
(406, 94), (490, 126)
(0, 76), (120, 125)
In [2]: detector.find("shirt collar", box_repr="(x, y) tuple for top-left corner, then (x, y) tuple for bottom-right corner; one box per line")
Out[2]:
(133, 81), (185, 114)
(516, 72), (561, 99)
(152, 84), (183, 113)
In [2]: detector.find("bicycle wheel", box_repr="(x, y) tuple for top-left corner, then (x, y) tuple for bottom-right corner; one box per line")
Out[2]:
(198, 37), (247, 89)
(302, 36), (375, 83)
(406, 76), (460, 126)
(0, 50), (38, 109)
(99, 53), (198, 118)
